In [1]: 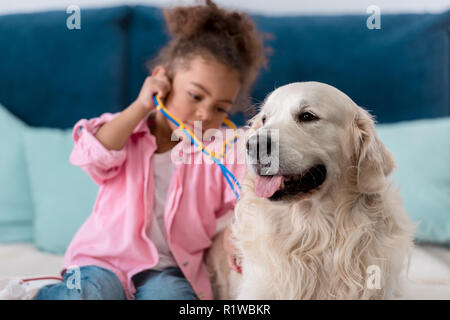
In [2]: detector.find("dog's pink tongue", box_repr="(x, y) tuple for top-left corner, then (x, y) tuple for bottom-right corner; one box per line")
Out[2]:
(255, 175), (283, 198)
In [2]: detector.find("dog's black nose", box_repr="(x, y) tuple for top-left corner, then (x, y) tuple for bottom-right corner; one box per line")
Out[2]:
(246, 133), (272, 163)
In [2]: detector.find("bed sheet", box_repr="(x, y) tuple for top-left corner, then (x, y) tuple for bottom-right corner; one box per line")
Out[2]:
(0, 242), (448, 299)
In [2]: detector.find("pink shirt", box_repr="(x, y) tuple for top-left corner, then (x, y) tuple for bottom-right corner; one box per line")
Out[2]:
(62, 112), (247, 300)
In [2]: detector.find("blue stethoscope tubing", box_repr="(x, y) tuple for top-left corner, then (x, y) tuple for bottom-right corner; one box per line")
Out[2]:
(152, 95), (242, 201)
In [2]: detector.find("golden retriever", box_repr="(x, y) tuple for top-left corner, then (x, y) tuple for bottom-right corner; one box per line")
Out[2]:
(206, 81), (415, 300)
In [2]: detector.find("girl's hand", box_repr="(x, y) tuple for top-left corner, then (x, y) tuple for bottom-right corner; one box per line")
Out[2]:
(135, 66), (171, 111)
(223, 226), (242, 274)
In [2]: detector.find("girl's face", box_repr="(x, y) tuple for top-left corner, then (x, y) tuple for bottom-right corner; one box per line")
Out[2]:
(159, 55), (241, 135)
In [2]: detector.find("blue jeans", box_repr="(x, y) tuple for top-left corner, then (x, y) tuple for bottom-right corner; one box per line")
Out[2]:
(33, 265), (198, 300)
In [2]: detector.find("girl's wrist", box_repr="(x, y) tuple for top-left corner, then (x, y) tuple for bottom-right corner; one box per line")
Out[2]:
(130, 100), (152, 119)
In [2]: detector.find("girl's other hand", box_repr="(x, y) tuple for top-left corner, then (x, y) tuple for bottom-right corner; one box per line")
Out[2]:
(223, 226), (242, 274)
(135, 66), (171, 111)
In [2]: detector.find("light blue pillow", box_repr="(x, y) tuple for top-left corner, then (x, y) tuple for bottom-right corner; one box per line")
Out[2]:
(18, 115), (450, 253)
(377, 117), (450, 244)
(22, 126), (98, 254)
(0, 105), (34, 243)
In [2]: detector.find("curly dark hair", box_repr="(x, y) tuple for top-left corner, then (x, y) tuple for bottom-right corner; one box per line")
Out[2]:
(146, 0), (270, 115)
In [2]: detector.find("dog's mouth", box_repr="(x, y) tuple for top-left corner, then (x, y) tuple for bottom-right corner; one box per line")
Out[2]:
(254, 165), (327, 201)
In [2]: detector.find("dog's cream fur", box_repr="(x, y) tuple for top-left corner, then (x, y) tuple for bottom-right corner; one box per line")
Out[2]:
(205, 82), (415, 300)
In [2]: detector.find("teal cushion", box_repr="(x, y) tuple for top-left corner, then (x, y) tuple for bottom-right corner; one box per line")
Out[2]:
(377, 117), (450, 244)
(22, 127), (98, 254)
(17, 115), (450, 252)
(0, 105), (34, 243)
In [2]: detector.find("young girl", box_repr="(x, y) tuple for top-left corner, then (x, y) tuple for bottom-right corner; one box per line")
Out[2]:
(34, 0), (267, 300)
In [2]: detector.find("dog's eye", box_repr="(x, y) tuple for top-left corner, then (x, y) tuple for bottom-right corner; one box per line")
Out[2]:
(298, 112), (318, 123)
(261, 115), (266, 125)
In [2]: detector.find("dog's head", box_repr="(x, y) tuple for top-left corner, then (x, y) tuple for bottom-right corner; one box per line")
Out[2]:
(246, 81), (395, 201)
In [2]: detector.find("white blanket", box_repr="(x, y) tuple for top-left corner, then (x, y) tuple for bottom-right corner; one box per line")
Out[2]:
(0, 242), (449, 299)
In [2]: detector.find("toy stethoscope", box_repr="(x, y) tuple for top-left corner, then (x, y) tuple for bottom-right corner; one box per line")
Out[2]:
(152, 94), (242, 200)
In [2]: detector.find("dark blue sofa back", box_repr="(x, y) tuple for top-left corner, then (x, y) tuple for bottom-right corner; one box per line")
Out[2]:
(0, 6), (130, 128)
(0, 5), (449, 128)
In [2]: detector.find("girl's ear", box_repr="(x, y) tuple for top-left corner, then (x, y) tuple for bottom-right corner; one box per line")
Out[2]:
(351, 107), (396, 194)
(151, 65), (168, 78)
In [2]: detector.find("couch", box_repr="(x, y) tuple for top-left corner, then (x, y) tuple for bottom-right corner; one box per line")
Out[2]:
(0, 5), (449, 298)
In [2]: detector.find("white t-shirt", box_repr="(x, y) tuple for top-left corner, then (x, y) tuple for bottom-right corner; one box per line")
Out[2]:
(147, 149), (178, 271)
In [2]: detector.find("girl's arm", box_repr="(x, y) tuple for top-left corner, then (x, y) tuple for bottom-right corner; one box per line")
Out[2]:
(94, 100), (150, 151)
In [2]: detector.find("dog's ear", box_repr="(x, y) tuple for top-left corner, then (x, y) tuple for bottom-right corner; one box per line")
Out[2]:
(351, 107), (395, 194)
